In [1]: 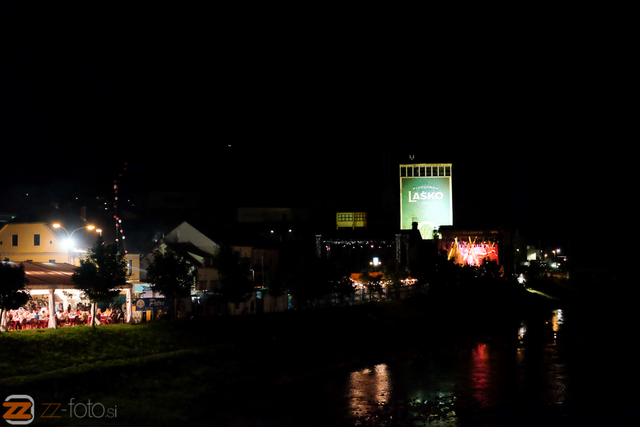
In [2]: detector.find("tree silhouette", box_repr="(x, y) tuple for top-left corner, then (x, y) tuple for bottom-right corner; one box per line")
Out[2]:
(146, 247), (198, 320)
(381, 258), (408, 299)
(214, 244), (254, 309)
(360, 270), (383, 301)
(332, 274), (356, 305)
(281, 252), (334, 309)
(0, 262), (30, 332)
(72, 237), (129, 327)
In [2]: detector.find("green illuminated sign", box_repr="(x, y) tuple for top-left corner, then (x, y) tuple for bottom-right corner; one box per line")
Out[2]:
(400, 170), (452, 239)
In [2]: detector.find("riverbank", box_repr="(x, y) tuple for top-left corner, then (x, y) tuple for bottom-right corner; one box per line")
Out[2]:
(0, 287), (560, 426)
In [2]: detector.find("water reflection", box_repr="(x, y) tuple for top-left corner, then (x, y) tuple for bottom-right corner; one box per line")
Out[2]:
(513, 308), (568, 419)
(212, 306), (575, 426)
(519, 308), (563, 345)
(347, 362), (461, 426)
(551, 308), (563, 344)
(470, 343), (493, 408)
(518, 323), (527, 341)
(345, 308), (570, 425)
(347, 364), (391, 416)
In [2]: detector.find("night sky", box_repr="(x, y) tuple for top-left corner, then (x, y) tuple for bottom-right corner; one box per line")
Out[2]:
(1, 2), (633, 252)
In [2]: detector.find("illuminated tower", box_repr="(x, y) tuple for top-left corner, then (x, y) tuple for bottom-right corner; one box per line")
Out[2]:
(399, 163), (453, 239)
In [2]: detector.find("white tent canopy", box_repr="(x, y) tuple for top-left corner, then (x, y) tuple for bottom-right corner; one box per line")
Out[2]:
(2, 261), (133, 329)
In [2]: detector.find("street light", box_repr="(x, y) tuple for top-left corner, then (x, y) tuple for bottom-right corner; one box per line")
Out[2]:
(53, 223), (96, 233)
(52, 223), (99, 264)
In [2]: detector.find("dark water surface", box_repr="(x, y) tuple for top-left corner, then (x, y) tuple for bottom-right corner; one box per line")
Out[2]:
(206, 306), (636, 426)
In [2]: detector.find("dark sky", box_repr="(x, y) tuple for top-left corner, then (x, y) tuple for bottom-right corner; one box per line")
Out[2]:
(1, 2), (633, 250)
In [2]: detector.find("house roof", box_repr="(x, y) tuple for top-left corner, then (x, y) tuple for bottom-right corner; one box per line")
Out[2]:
(3, 261), (74, 287)
(162, 241), (216, 267)
(1, 261), (133, 290)
(163, 219), (279, 250)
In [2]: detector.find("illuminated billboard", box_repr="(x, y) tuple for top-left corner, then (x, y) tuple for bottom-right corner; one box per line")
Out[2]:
(400, 164), (452, 239)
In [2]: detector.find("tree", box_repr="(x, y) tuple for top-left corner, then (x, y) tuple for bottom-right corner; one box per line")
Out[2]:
(360, 270), (383, 301)
(214, 244), (254, 311)
(279, 250), (334, 309)
(146, 247), (198, 320)
(427, 249), (462, 295)
(332, 274), (356, 305)
(382, 258), (409, 299)
(72, 237), (129, 327)
(266, 269), (289, 312)
(0, 261), (30, 332)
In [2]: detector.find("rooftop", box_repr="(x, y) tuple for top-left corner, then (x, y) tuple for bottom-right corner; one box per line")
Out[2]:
(3, 261), (75, 287)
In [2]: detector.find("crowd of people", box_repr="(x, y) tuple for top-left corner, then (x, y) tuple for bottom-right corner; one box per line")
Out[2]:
(4, 302), (126, 331)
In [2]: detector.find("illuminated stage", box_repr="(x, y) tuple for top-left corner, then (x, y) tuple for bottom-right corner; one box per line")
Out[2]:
(438, 226), (516, 275)
(446, 237), (499, 266)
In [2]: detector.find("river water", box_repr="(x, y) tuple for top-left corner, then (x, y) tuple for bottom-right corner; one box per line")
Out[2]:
(208, 305), (636, 427)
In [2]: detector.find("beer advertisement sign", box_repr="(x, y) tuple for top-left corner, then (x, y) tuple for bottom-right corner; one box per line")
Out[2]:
(400, 164), (452, 239)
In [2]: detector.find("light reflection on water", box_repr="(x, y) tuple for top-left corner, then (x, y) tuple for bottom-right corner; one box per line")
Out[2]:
(347, 364), (391, 416)
(210, 308), (572, 426)
(344, 308), (569, 426)
(470, 343), (492, 408)
(346, 362), (460, 426)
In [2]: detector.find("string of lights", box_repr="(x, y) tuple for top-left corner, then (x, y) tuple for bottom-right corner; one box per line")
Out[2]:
(113, 162), (128, 254)
(320, 239), (393, 247)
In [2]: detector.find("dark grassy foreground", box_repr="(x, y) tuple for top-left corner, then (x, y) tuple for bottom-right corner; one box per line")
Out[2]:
(0, 288), (561, 426)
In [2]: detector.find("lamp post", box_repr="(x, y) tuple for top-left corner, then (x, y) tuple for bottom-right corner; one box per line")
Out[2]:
(52, 223), (98, 264)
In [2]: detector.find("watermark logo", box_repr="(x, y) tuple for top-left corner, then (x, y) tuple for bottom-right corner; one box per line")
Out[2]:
(3, 396), (116, 423)
(67, 399), (117, 419)
(3, 395), (34, 425)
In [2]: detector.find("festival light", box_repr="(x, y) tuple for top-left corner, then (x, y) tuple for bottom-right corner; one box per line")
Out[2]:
(447, 237), (499, 266)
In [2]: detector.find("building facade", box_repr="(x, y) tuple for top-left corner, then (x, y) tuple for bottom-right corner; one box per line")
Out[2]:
(0, 222), (76, 264)
(146, 221), (284, 315)
(0, 222), (141, 280)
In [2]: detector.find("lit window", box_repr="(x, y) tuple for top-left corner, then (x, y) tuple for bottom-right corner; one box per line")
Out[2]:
(338, 214), (353, 222)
